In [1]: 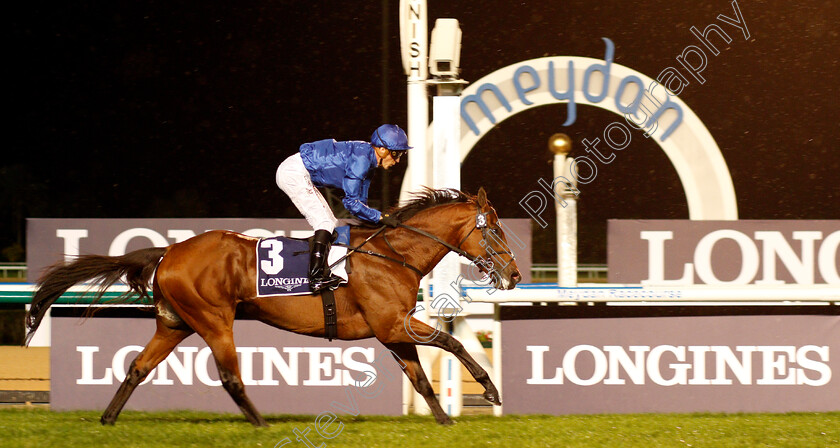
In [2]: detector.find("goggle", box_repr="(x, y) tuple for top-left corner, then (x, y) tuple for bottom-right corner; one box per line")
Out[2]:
(389, 150), (406, 162)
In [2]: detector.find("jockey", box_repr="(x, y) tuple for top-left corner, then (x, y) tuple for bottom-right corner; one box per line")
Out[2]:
(276, 124), (410, 292)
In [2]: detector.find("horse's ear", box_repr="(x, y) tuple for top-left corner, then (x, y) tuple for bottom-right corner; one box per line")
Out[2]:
(477, 187), (487, 207)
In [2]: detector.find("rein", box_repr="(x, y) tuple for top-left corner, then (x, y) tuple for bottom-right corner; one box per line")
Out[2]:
(399, 213), (514, 272)
(328, 227), (424, 276)
(329, 204), (514, 278)
(396, 223), (481, 264)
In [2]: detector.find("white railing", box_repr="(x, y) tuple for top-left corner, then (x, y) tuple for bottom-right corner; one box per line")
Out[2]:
(0, 263), (26, 280)
(463, 283), (840, 303)
(531, 263), (608, 282)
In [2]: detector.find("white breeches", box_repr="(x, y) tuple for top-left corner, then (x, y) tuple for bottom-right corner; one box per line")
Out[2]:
(275, 153), (337, 233)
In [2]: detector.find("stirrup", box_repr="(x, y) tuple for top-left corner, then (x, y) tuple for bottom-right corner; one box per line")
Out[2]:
(310, 275), (342, 293)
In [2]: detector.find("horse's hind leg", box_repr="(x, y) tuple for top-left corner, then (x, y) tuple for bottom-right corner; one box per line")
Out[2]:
(205, 332), (268, 427)
(384, 342), (452, 425)
(157, 287), (266, 426)
(101, 322), (193, 425)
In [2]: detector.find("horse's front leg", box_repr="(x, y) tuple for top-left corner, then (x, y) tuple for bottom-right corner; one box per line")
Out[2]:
(399, 315), (501, 406)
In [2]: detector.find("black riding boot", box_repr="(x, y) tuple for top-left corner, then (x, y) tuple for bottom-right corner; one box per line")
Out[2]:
(309, 229), (342, 293)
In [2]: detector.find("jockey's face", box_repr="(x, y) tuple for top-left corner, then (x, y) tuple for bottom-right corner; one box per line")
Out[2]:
(374, 146), (399, 170)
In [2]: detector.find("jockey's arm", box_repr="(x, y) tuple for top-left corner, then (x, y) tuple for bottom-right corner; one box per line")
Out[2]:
(342, 177), (382, 223)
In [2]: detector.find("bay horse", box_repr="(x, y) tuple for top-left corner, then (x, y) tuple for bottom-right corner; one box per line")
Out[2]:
(25, 187), (521, 426)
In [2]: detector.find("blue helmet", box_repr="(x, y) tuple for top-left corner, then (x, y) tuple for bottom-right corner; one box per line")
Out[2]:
(371, 124), (412, 151)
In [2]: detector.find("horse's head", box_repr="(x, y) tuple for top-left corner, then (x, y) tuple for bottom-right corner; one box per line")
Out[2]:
(457, 187), (522, 290)
(384, 187), (522, 289)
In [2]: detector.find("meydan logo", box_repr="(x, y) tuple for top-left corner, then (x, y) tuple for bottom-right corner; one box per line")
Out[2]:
(461, 1), (751, 144)
(260, 276), (309, 291)
(461, 37), (685, 142)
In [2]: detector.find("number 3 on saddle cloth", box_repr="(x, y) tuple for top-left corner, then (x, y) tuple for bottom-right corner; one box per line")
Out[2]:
(255, 228), (350, 297)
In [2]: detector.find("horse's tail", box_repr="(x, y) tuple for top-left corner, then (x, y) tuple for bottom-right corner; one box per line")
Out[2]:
(25, 246), (168, 346)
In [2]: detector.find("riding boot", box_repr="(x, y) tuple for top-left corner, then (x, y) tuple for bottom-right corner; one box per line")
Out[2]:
(309, 229), (342, 293)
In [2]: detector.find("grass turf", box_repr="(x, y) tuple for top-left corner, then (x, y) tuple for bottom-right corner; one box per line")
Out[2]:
(1, 408), (838, 448)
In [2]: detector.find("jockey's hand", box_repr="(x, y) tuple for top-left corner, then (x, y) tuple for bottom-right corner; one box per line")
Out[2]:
(380, 214), (400, 227)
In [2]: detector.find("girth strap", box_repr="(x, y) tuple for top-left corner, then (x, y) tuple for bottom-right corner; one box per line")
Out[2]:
(321, 288), (338, 341)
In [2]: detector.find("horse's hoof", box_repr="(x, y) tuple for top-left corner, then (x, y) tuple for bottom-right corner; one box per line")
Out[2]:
(483, 389), (502, 406)
(100, 417), (114, 426)
(437, 416), (454, 426)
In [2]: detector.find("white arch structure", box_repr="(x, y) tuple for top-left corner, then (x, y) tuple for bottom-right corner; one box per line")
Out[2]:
(400, 54), (738, 220)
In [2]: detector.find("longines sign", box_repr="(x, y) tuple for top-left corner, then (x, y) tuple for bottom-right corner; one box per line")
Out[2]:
(608, 220), (840, 285)
(500, 306), (840, 415)
(51, 316), (403, 414)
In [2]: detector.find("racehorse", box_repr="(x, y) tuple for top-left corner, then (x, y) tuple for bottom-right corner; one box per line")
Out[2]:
(25, 187), (521, 426)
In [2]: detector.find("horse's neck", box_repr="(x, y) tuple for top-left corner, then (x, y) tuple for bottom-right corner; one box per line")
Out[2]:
(399, 205), (470, 275)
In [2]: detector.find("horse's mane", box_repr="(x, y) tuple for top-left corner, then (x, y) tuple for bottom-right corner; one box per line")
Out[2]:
(392, 187), (473, 222)
(351, 187), (474, 228)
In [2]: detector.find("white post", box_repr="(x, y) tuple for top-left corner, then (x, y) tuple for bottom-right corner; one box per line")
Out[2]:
(549, 134), (577, 287)
(24, 304), (50, 347)
(399, 0), (430, 415)
(407, 81), (429, 194)
(556, 168), (577, 287)
(492, 304), (503, 416)
(399, 0), (429, 201)
(432, 93), (462, 417)
(413, 303), (436, 416)
(426, 17), (470, 417)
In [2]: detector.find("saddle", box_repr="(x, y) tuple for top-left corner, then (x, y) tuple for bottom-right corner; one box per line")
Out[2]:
(255, 227), (352, 341)
(255, 232), (349, 297)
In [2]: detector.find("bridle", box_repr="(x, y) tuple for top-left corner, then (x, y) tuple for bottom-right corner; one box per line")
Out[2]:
(330, 203), (515, 282)
(399, 206), (514, 274)
(455, 207), (516, 268)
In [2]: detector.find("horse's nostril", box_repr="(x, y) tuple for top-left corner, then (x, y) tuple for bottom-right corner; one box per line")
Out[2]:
(511, 271), (522, 284)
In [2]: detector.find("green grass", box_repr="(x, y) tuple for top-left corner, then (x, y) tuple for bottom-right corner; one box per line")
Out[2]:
(1, 408), (838, 448)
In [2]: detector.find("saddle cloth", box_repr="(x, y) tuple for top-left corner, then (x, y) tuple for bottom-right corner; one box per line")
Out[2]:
(255, 236), (348, 297)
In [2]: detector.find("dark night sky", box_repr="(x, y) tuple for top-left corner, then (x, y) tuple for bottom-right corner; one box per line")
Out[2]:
(5, 0), (839, 264)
